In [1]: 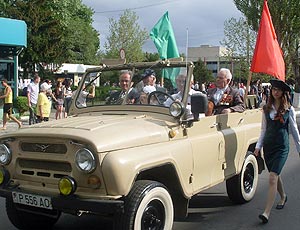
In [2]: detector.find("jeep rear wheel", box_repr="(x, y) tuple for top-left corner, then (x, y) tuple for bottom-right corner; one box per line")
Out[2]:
(114, 180), (174, 230)
(226, 152), (258, 204)
(6, 196), (61, 230)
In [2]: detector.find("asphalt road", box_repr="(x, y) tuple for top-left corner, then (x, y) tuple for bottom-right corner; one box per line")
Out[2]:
(0, 118), (300, 229)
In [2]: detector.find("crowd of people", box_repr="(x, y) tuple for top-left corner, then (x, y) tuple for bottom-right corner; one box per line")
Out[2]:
(25, 74), (74, 124)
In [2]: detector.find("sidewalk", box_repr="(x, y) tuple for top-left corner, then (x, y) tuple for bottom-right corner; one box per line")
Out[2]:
(0, 109), (57, 134)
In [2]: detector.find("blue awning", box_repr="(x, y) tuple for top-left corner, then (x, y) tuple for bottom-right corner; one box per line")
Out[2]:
(0, 17), (27, 47)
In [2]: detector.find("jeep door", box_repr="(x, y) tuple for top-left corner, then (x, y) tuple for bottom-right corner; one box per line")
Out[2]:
(215, 112), (246, 179)
(187, 115), (226, 193)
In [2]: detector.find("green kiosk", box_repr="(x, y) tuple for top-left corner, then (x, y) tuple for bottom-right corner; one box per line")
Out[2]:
(0, 17), (27, 100)
(0, 17), (27, 119)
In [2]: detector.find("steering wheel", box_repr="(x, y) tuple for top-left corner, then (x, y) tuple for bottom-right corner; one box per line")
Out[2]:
(147, 91), (175, 105)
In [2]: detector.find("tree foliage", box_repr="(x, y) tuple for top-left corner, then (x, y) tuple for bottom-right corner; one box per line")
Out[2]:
(104, 9), (148, 62)
(221, 17), (257, 64)
(233, 0), (300, 80)
(221, 17), (257, 82)
(193, 59), (214, 84)
(143, 52), (160, 62)
(0, 0), (99, 77)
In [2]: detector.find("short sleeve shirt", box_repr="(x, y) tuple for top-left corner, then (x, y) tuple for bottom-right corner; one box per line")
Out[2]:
(27, 82), (40, 104)
(36, 93), (51, 117)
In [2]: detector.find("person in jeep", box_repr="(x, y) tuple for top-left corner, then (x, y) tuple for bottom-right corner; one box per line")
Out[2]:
(206, 68), (245, 115)
(106, 70), (140, 105)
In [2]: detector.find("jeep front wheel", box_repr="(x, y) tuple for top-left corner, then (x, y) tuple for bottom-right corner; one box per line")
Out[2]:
(226, 152), (258, 204)
(115, 180), (174, 230)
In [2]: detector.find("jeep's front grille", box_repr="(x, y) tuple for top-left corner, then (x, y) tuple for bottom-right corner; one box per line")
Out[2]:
(20, 142), (67, 154)
(18, 159), (72, 172)
(18, 158), (72, 179)
(21, 170), (66, 179)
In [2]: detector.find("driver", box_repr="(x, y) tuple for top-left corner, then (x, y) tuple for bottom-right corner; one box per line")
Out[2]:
(106, 70), (140, 104)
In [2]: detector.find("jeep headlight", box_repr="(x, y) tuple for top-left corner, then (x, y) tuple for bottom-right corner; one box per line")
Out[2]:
(169, 102), (184, 118)
(0, 144), (11, 165)
(75, 148), (96, 173)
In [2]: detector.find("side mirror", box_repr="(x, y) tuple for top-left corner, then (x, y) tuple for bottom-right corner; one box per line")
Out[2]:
(191, 93), (208, 120)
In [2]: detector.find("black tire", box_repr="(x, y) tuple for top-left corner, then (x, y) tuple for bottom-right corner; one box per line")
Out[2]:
(6, 196), (61, 230)
(114, 180), (174, 230)
(226, 152), (258, 204)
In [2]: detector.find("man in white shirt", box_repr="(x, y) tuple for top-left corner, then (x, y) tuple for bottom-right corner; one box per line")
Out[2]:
(76, 83), (95, 108)
(27, 74), (40, 124)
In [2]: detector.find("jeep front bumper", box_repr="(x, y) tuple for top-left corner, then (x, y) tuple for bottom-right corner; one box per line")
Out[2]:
(0, 187), (124, 215)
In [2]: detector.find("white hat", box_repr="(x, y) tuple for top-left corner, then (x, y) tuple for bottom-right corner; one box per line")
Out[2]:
(40, 82), (51, 92)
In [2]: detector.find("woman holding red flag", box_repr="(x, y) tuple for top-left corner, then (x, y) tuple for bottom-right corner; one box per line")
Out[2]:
(254, 79), (300, 224)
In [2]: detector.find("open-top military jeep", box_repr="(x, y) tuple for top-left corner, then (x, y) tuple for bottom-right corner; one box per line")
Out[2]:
(0, 60), (263, 229)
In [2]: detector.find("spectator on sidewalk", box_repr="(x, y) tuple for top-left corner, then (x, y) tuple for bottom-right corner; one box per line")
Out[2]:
(27, 73), (40, 125)
(63, 79), (73, 117)
(75, 83), (95, 108)
(36, 83), (54, 122)
(54, 81), (64, 119)
(0, 79), (22, 129)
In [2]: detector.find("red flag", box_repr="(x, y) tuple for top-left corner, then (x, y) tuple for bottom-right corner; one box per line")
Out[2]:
(250, 0), (285, 81)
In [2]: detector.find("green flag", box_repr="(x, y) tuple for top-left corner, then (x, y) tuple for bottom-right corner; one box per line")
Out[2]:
(150, 11), (179, 59)
(150, 12), (180, 86)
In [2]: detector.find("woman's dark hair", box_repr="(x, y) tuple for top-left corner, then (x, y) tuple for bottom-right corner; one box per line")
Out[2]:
(264, 89), (290, 115)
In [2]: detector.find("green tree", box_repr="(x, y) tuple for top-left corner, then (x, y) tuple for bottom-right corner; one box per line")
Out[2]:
(52, 0), (99, 64)
(193, 59), (214, 85)
(143, 52), (160, 62)
(0, 0), (99, 77)
(104, 9), (148, 62)
(221, 17), (257, 82)
(221, 17), (257, 66)
(233, 0), (300, 80)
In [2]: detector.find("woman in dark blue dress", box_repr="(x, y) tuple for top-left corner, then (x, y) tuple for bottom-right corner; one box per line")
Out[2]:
(254, 79), (300, 224)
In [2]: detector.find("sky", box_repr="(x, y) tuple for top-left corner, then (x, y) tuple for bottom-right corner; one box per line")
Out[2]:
(81, 0), (243, 54)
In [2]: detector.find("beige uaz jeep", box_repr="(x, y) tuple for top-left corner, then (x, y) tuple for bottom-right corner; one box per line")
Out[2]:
(0, 60), (263, 230)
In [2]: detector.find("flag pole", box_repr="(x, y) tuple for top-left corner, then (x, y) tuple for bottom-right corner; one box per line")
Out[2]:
(245, 71), (252, 99)
(186, 28), (189, 71)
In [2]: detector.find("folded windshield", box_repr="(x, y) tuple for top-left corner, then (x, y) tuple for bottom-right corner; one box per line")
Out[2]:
(74, 65), (190, 109)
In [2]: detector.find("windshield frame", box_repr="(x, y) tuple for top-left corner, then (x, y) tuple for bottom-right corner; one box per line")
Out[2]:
(69, 60), (195, 118)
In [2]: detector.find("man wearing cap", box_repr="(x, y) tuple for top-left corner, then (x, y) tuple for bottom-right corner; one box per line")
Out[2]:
(136, 69), (166, 94)
(206, 68), (245, 115)
(106, 70), (140, 104)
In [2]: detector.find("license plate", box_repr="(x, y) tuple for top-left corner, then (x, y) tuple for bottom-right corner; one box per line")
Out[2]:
(12, 191), (53, 210)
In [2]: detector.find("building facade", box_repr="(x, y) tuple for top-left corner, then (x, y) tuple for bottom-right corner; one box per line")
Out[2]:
(187, 45), (233, 77)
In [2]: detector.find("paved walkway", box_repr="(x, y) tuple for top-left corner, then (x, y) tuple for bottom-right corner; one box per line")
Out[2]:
(0, 109), (57, 134)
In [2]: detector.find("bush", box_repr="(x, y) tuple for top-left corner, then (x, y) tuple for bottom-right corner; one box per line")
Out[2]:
(95, 86), (120, 101)
(14, 96), (29, 116)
